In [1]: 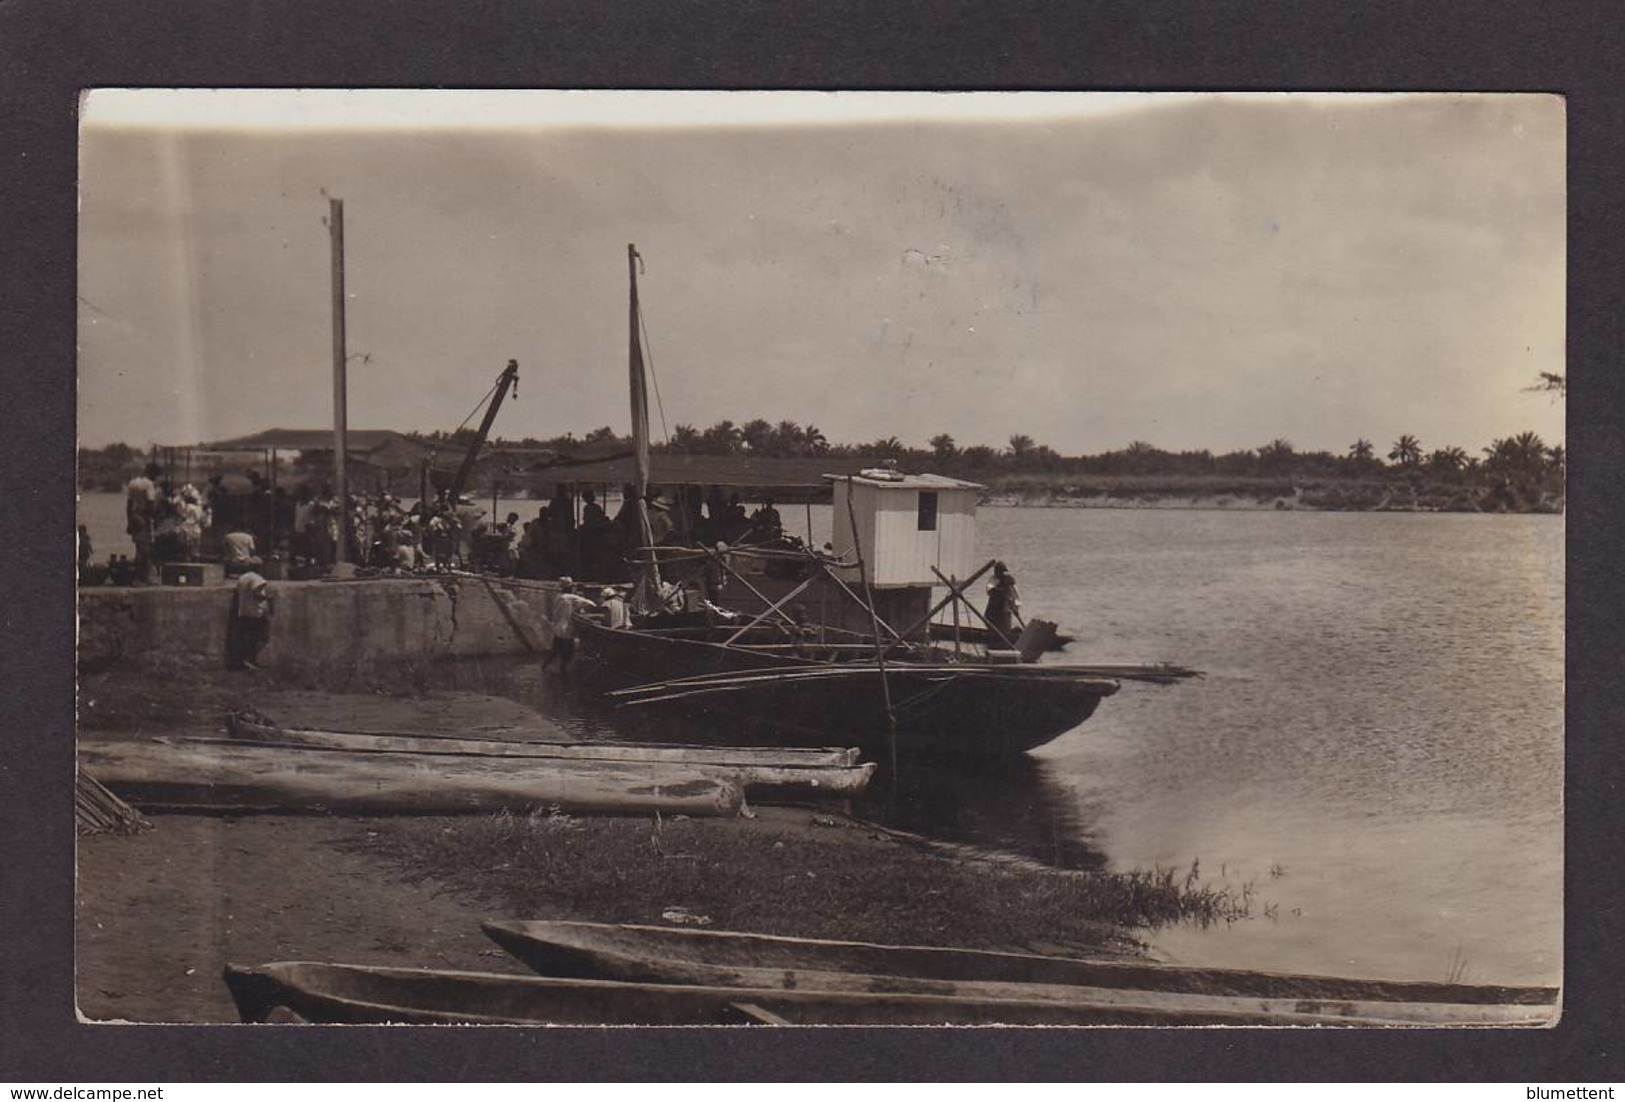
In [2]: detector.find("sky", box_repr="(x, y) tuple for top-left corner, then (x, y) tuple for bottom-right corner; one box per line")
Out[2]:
(77, 90), (1565, 456)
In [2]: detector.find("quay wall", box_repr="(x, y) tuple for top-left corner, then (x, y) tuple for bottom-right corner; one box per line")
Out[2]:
(78, 578), (558, 673)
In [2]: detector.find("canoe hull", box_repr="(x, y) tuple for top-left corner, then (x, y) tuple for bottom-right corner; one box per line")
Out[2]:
(577, 620), (1117, 757)
(79, 738), (743, 817)
(222, 960), (1456, 1027)
(481, 920), (1561, 1028)
(223, 718), (875, 798)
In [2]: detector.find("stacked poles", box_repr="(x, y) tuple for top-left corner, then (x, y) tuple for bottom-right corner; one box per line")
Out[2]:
(76, 771), (151, 836)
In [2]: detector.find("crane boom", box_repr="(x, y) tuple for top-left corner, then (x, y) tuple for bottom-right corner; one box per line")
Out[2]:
(448, 359), (519, 502)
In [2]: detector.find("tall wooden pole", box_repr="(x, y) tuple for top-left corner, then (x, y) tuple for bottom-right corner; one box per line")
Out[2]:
(330, 197), (350, 570)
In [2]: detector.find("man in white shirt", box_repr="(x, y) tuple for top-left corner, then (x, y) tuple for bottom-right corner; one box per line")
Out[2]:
(541, 578), (597, 672)
(227, 571), (274, 670)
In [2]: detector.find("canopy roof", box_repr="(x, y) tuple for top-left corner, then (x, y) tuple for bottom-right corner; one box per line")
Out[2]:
(197, 428), (431, 461)
(826, 471), (985, 492)
(524, 453), (907, 502)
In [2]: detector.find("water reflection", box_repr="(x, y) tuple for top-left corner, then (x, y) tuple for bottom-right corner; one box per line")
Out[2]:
(854, 753), (1108, 872)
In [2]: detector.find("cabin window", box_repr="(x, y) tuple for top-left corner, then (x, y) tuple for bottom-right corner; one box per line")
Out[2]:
(917, 491), (939, 531)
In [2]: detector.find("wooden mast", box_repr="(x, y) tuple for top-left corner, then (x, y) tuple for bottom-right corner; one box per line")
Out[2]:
(329, 197), (351, 571)
(628, 245), (661, 610)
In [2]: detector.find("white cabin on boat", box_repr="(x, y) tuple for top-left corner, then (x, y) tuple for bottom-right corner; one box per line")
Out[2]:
(827, 470), (983, 588)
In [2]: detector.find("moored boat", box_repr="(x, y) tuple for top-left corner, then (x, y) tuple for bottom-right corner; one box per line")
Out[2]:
(566, 244), (1189, 760)
(222, 713), (875, 797)
(581, 619), (1120, 756)
(481, 919), (1560, 1027)
(80, 737), (744, 817)
(222, 959), (1499, 1027)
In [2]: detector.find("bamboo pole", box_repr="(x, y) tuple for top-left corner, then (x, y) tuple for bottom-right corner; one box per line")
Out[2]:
(932, 565), (1018, 650)
(891, 558), (999, 648)
(723, 571), (820, 646)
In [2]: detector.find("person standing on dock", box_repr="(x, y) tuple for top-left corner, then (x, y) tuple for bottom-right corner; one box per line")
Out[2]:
(985, 560), (1021, 641)
(541, 578), (597, 672)
(125, 463), (160, 583)
(226, 570), (274, 671)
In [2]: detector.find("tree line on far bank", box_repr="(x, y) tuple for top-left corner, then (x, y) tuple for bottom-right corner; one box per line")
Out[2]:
(79, 421), (1565, 513)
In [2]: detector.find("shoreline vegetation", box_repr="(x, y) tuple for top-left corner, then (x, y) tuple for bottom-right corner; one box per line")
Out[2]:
(78, 419), (1564, 515)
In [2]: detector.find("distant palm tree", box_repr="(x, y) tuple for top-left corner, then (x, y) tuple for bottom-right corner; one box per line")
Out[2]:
(1526, 372), (1566, 397)
(668, 424), (700, 453)
(870, 436), (905, 458)
(1388, 435), (1423, 467)
(1426, 446), (1468, 474)
(1258, 438), (1295, 473)
(700, 420), (744, 455)
(773, 420), (804, 456)
(1546, 444), (1565, 479)
(1348, 438), (1375, 462)
(740, 419), (774, 455)
(802, 424), (829, 455)
(1007, 433), (1035, 459)
(929, 433), (958, 460)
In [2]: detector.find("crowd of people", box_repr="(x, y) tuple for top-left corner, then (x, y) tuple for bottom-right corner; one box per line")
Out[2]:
(104, 463), (802, 588)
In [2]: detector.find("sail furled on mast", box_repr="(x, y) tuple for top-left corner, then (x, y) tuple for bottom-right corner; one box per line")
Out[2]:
(628, 244), (661, 607)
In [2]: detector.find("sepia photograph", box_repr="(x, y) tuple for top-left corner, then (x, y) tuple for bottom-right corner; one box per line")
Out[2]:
(74, 89), (1564, 1027)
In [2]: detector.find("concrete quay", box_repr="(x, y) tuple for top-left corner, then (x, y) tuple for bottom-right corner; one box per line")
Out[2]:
(78, 576), (558, 673)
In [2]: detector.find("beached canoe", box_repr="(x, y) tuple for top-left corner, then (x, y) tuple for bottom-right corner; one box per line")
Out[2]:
(221, 960), (1443, 1026)
(79, 738), (743, 817)
(481, 920), (1560, 1028)
(222, 715), (873, 797)
(225, 713), (862, 767)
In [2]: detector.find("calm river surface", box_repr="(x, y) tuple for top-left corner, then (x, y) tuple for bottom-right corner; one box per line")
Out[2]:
(77, 493), (1563, 987)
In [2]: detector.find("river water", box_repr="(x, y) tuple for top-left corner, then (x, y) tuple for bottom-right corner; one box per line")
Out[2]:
(76, 492), (1564, 987)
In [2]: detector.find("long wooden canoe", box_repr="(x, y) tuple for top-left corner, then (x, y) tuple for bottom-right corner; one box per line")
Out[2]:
(79, 738), (743, 817)
(481, 920), (1560, 1028)
(226, 713), (862, 768)
(221, 960), (1452, 1026)
(222, 716), (872, 797)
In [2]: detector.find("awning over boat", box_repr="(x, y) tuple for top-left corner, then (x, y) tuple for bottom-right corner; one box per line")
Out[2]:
(522, 454), (904, 502)
(192, 428), (433, 467)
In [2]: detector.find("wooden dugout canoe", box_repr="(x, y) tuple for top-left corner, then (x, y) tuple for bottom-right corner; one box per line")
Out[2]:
(221, 718), (874, 798)
(78, 738), (743, 817)
(225, 713), (863, 768)
(480, 920), (1560, 1028)
(220, 960), (1456, 1027)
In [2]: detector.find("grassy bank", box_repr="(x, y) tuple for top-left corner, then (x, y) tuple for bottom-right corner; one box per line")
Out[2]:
(349, 806), (1254, 958)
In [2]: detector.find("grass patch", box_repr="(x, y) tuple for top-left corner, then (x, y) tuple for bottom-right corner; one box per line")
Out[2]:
(350, 809), (1255, 958)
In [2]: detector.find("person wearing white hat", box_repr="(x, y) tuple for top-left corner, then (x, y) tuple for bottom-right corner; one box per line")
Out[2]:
(599, 586), (630, 630)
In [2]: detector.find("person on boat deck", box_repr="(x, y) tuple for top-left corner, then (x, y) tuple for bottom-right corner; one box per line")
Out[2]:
(782, 603), (822, 659)
(702, 542), (729, 602)
(747, 498), (783, 543)
(226, 570), (274, 671)
(599, 586), (630, 629)
(542, 578), (598, 672)
(984, 560), (1021, 641)
(645, 491), (674, 545)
